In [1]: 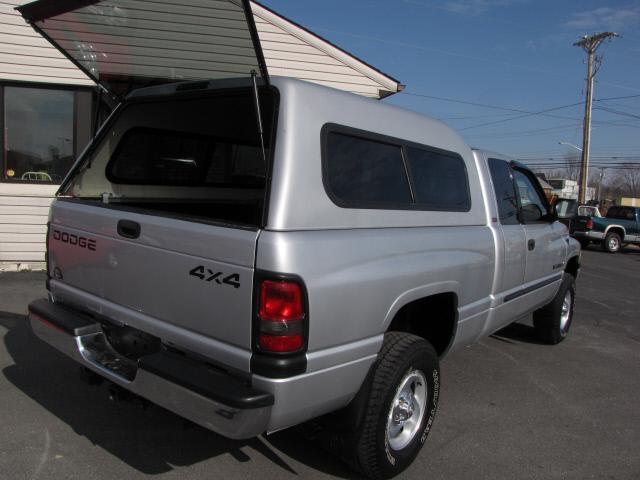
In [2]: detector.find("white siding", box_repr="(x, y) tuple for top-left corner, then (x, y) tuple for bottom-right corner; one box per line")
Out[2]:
(0, 183), (54, 269)
(252, 3), (399, 98)
(0, 1), (94, 85)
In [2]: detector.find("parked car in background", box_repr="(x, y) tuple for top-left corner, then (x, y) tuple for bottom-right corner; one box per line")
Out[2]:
(556, 199), (601, 233)
(573, 206), (640, 252)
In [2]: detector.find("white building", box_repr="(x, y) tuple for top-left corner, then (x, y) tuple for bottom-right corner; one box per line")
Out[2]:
(0, 0), (403, 271)
(547, 178), (596, 202)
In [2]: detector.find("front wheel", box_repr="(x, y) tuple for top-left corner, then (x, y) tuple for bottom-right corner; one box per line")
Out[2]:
(350, 332), (440, 479)
(533, 274), (576, 344)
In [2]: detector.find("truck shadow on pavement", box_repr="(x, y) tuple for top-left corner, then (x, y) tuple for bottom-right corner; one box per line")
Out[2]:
(0, 312), (358, 478)
(490, 321), (547, 346)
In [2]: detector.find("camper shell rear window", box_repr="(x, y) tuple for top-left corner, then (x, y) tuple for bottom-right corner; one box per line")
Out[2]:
(107, 127), (266, 188)
(60, 87), (277, 229)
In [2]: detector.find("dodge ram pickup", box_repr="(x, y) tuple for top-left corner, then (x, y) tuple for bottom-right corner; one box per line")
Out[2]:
(18, 1), (581, 478)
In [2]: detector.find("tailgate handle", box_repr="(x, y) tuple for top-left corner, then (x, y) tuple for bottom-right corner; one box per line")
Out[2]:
(117, 220), (140, 239)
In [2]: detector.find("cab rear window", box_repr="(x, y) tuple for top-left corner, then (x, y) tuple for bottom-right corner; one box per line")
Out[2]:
(606, 207), (636, 220)
(107, 128), (265, 188)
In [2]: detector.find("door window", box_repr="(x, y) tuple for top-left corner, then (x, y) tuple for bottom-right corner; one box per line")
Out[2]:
(488, 158), (519, 225)
(513, 170), (549, 223)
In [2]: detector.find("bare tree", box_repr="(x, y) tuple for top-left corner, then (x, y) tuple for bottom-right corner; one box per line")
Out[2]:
(563, 153), (581, 182)
(617, 163), (640, 198)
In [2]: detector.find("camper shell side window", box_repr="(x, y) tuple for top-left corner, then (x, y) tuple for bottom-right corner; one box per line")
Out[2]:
(321, 124), (471, 212)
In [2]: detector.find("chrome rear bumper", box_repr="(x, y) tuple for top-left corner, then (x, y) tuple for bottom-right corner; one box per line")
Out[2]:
(28, 299), (273, 439)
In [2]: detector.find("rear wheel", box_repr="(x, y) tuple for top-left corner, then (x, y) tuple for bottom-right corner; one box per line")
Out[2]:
(349, 332), (440, 479)
(602, 232), (622, 253)
(533, 274), (575, 344)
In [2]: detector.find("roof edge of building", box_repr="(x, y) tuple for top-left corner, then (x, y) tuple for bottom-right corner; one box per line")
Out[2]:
(250, 0), (403, 96)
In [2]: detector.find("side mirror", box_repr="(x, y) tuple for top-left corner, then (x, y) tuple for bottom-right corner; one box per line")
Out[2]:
(521, 203), (543, 223)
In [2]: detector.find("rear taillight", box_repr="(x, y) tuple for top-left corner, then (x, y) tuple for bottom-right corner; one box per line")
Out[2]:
(586, 218), (593, 230)
(258, 279), (305, 353)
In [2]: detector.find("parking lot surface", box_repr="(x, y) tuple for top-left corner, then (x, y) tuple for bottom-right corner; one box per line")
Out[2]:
(1, 247), (639, 480)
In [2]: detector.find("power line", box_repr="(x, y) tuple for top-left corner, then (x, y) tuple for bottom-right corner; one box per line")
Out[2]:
(459, 102), (585, 131)
(595, 106), (640, 121)
(464, 122), (582, 138)
(401, 91), (639, 128)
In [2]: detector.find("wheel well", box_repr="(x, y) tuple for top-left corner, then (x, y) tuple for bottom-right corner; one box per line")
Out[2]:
(606, 227), (625, 240)
(565, 255), (580, 278)
(387, 292), (457, 357)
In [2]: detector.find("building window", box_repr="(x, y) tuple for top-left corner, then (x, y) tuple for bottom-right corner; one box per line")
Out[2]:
(1, 84), (93, 184)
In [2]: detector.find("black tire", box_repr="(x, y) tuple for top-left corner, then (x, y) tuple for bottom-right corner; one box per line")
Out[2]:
(602, 232), (622, 253)
(578, 239), (590, 250)
(533, 274), (575, 344)
(349, 332), (440, 479)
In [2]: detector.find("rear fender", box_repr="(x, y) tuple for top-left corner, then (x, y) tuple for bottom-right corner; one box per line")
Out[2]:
(382, 281), (460, 331)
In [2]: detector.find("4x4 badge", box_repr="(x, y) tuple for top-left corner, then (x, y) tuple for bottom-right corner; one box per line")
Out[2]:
(189, 266), (240, 289)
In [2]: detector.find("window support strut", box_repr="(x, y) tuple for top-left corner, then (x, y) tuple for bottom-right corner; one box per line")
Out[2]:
(251, 70), (267, 165)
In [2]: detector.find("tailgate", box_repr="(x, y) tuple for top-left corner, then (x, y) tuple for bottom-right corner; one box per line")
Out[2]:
(572, 215), (592, 233)
(48, 199), (258, 349)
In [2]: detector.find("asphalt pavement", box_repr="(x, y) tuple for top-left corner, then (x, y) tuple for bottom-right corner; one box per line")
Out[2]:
(1, 247), (639, 480)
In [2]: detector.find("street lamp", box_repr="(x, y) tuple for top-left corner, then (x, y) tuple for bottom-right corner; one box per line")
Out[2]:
(558, 141), (582, 152)
(559, 141), (584, 201)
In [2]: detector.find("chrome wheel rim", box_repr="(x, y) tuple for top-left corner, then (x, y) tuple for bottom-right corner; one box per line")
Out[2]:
(608, 236), (619, 251)
(560, 289), (572, 332)
(386, 370), (427, 451)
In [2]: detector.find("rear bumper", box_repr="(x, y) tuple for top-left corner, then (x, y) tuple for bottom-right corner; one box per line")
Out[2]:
(28, 299), (273, 440)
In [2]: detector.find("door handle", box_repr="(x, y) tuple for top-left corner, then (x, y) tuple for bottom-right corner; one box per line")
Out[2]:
(528, 239), (536, 251)
(117, 220), (141, 239)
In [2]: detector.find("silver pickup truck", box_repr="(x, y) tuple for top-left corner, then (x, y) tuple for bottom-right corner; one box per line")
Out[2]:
(20, 1), (580, 478)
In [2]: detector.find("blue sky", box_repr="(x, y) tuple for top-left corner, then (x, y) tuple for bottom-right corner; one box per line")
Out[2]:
(259, 0), (640, 165)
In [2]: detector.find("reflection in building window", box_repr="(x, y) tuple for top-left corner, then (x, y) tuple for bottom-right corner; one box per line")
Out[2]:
(3, 86), (74, 183)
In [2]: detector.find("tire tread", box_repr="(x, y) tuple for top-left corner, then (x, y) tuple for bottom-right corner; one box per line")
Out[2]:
(355, 332), (435, 479)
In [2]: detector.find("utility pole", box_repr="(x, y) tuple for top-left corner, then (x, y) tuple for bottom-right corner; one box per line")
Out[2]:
(574, 32), (618, 204)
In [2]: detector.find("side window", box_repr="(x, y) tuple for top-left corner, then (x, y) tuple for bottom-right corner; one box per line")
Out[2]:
(513, 169), (549, 223)
(620, 208), (635, 220)
(325, 132), (412, 207)
(405, 147), (470, 211)
(488, 158), (519, 225)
